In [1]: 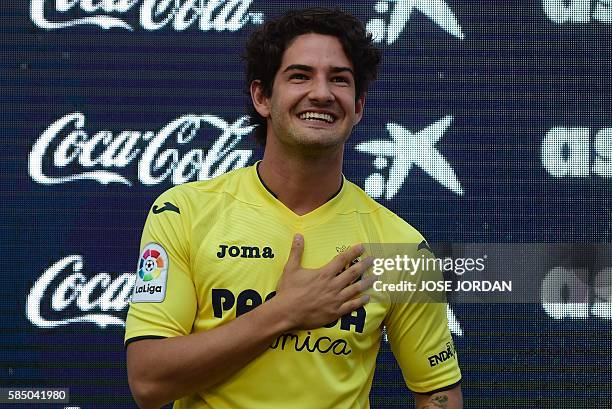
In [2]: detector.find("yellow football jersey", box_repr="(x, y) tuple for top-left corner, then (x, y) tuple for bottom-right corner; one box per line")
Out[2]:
(125, 163), (461, 409)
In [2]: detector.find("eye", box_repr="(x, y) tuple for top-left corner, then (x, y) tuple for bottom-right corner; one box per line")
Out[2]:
(332, 76), (350, 85)
(289, 73), (308, 80)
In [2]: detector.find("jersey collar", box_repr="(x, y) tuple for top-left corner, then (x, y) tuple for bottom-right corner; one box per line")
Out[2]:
(251, 161), (348, 226)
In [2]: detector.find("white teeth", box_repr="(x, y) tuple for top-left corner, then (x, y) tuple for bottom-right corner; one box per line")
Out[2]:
(299, 112), (334, 123)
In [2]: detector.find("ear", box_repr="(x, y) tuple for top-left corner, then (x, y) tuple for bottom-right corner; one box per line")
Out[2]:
(250, 80), (271, 118)
(353, 93), (366, 125)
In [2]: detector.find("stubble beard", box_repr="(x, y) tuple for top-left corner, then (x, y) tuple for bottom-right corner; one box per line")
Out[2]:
(270, 112), (350, 157)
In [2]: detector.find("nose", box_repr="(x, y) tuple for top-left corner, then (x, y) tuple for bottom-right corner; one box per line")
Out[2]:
(308, 76), (335, 104)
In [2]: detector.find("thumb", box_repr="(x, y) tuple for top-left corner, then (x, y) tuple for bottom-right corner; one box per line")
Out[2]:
(285, 233), (304, 272)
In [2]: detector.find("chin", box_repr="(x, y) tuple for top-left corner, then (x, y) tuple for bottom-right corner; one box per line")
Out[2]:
(293, 131), (346, 148)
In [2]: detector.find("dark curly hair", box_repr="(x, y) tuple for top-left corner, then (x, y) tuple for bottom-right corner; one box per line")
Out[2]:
(243, 8), (382, 145)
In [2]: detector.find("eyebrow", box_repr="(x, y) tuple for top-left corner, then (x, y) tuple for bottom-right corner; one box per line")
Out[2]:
(283, 64), (354, 76)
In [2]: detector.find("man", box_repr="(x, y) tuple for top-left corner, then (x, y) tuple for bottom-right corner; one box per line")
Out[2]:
(125, 8), (462, 409)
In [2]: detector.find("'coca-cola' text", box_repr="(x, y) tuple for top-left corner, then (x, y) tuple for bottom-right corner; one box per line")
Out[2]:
(29, 112), (254, 186)
(30, 0), (264, 31)
(26, 255), (133, 328)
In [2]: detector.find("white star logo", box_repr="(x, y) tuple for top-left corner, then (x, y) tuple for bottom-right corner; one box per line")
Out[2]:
(367, 0), (465, 44)
(355, 116), (464, 198)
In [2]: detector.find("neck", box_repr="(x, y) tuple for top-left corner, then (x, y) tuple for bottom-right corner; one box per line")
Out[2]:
(258, 139), (344, 216)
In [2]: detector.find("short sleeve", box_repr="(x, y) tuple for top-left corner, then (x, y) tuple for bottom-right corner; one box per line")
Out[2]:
(384, 243), (461, 394)
(124, 188), (197, 346)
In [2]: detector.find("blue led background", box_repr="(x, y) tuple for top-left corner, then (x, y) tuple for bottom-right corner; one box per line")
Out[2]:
(2, 0), (611, 408)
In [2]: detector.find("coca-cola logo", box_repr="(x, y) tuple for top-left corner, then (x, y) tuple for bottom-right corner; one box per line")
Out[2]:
(30, 0), (264, 31)
(28, 112), (254, 186)
(26, 255), (134, 328)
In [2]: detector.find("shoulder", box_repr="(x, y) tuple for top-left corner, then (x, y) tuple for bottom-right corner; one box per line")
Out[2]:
(344, 180), (427, 243)
(152, 166), (253, 208)
(144, 166), (257, 233)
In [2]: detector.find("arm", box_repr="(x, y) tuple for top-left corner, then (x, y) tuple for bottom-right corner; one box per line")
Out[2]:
(127, 296), (291, 409)
(414, 385), (463, 409)
(382, 241), (462, 409)
(127, 235), (374, 409)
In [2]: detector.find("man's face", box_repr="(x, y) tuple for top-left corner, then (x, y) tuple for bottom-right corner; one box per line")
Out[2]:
(258, 33), (364, 151)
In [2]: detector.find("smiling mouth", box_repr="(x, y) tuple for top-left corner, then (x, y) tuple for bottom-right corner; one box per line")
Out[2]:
(298, 112), (336, 124)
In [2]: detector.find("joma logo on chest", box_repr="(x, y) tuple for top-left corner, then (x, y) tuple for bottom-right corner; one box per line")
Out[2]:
(217, 244), (275, 259)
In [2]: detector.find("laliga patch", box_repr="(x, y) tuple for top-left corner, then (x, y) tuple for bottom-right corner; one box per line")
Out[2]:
(132, 243), (169, 303)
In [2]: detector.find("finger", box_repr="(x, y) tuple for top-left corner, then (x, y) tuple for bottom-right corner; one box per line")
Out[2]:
(338, 274), (376, 301)
(325, 244), (365, 277)
(284, 234), (304, 272)
(337, 294), (370, 317)
(334, 257), (373, 289)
